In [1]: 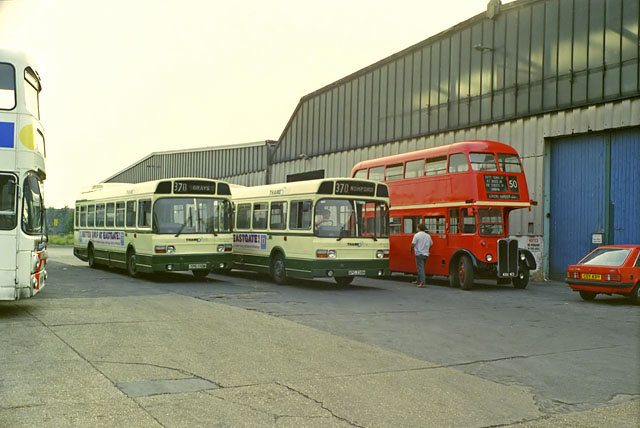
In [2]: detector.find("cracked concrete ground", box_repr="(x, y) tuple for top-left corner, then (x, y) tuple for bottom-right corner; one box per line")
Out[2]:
(1, 248), (637, 427)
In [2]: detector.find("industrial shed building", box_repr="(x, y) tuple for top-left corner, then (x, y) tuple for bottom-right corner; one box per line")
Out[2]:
(105, 0), (640, 279)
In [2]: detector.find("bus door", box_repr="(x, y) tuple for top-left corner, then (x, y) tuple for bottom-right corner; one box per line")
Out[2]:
(393, 215), (422, 273)
(0, 174), (18, 297)
(423, 214), (446, 276)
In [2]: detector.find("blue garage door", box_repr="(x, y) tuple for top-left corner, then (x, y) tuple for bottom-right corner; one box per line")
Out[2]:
(550, 134), (606, 279)
(549, 128), (640, 279)
(611, 129), (640, 243)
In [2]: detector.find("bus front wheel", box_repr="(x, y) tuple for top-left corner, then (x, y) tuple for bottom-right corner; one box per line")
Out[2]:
(88, 245), (96, 269)
(512, 263), (529, 289)
(335, 276), (354, 286)
(457, 255), (474, 290)
(127, 250), (140, 278)
(270, 254), (287, 285)
(192, 269), (210, 279)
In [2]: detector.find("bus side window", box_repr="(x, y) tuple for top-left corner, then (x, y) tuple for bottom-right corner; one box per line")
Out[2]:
(126, 200), (136, 228)
(462, 209), (476, 234)
(448, 153), (469, 173)
(96, 204), (105, 227)
(74, 206), (79, 229)
(404, 159), (424, 178)
(353, 169), (368, 179)
(105, 203), (115, 227)
(115, 202), (125, 228)
(424, 215), (445, 234)
(390, 217), (401, 234)
(385, 163), (403, 181)
(403, 216), (421, 234)
(252, 202), (268, 230)
(87, 204), (95, 227)
(425, 156), (447, 176)
(236, 203), (251, 229)
(449, 209), (460, 234)
(270, 201), (287, 230)
(369, 166), (384, 182)
(138, 200), (151, 228)
(290, 200), (312, 230)
(80, 205), (87, 228)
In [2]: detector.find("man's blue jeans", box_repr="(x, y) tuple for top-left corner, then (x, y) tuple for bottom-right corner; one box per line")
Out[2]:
(415, 255), (428, 284)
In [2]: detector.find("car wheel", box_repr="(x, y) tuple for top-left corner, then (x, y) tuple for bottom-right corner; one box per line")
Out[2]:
(335, 276), (354, 286)
(579, 290), (597, 301)
(270, 253), (287, 285)
(512, 262), (529, 289)
(458, 255), (474, 290)
(628, 283), (640, 305)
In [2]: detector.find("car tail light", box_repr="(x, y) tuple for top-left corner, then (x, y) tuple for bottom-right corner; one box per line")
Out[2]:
(603, 274), (621, 281)
(567, 271), (580, 279)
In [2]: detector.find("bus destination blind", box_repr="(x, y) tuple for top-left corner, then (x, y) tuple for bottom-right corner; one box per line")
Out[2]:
(173, 180), (216, 195)
(335, 181), (375, 196)
(484, 175), (520, 200)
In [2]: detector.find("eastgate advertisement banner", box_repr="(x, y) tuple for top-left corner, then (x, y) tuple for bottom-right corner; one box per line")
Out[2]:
(79, 230), (125, 247)
(233, 233), (267, 251)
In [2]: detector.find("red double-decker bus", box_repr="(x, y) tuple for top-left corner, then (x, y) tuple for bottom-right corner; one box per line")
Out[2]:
(351, 140), (536, 290)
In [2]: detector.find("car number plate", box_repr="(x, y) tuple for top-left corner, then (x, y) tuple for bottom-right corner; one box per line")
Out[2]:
(348, 270), (366, 276)
(581, 273), (601, 280)
(189, 263), (207, 269)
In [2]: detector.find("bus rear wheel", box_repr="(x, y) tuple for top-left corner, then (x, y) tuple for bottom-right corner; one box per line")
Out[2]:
(270, 254), (287, 285)
(127, 250), (140, 278)
(512, 263), (529, 289)
(335, 276), (354, 286)
(457, 255), (474, 290)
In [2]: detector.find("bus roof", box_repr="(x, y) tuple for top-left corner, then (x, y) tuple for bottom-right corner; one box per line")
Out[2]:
(231, 178), (386, 200)
(351, 140), (519, 171)
(75, 177), (229, 202)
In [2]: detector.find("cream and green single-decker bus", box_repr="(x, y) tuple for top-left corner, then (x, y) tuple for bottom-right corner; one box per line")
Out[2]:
(231, 178), (390, 285)
(73, 178), (233, 278)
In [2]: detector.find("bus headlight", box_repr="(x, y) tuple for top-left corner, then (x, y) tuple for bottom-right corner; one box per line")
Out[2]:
(167, 245), (175, 254)
(217, 244), (225, 253)
(316, 249), (337, 258)
(376, 250), (390, 259)
(485, 253), (493, 262)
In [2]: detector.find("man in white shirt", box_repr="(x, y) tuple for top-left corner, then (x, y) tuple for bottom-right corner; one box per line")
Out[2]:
(410, 223), (433, 288)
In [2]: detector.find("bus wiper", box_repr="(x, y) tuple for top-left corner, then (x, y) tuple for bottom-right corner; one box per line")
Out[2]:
(175, 215), (192, 237)
(174, 221), (187, 237)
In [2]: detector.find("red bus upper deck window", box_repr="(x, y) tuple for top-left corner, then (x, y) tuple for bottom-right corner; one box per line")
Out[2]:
(469, 153), (498, 171)
(425, 156), (447, 176)
(448, 153), (469, 173)
(353, 169), (367, 179)
(497, 154), (523, 173)
(369, 166), (384, 181)
(404, 159), (424, 178)
(385, 164), (403, 181)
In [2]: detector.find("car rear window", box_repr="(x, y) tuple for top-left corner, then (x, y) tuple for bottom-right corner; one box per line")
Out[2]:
(580, 248), (631, 267)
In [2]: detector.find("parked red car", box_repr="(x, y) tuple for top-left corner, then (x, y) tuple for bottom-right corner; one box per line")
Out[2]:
(566, 245), (640, 303)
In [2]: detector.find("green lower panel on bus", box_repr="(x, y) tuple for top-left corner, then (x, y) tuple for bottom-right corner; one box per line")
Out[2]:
(140, 253), (234, 273)
(234, 254), (389, 279)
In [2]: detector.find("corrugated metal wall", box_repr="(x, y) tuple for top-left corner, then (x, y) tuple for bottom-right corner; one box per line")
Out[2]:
(105, 143), (268, 184)
(272, 0), (639, 164)
(610, 128), (640, 243)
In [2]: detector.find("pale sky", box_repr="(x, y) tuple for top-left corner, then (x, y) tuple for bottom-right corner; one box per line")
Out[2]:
(0, 0), (508, 208)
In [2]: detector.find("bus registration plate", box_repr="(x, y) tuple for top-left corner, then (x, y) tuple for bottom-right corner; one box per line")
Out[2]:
(189, 263), (208, 269)
(348, 270), (366, 276)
